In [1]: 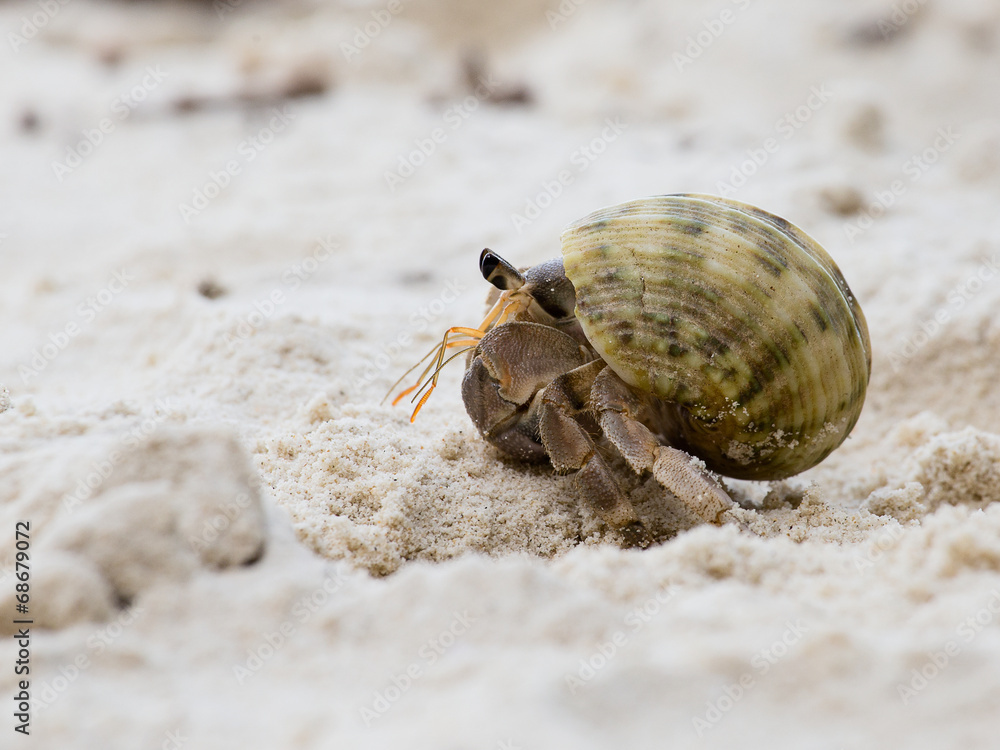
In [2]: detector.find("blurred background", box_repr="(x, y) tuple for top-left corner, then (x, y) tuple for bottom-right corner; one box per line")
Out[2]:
(3, 3), (1000, 748)
(2, 0), (999, 431)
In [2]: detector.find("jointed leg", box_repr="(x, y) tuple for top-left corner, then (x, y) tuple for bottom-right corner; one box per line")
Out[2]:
(590, 367), (734, 524)
(538, 361), (651, 548)
(462, 322), (592, 462)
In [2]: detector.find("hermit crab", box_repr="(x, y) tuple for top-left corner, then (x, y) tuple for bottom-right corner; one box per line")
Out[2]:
(389, 194), (871, 547)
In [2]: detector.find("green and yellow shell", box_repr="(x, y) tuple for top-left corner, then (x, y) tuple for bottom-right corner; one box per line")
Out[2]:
(560, 193), (871, 480)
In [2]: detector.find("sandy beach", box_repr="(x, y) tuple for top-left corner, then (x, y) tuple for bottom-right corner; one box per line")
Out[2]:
(2, 0), (1000, 747)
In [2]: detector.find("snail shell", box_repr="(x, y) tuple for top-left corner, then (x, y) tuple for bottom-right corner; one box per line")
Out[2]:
(560, 193), (871, 480)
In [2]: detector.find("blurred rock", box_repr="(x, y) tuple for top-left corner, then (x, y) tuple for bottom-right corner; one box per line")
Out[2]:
(0, 427), (266, 634)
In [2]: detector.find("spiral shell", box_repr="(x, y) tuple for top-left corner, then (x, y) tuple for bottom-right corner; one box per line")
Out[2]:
(560, 193), (871, 480)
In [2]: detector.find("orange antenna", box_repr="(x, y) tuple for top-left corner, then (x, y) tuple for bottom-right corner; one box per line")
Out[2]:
(385, 287), (531, 420)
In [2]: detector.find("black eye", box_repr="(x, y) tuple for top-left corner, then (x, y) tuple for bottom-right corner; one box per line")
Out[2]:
(479, 248), (525, 291)
(479, 250), (502, 284)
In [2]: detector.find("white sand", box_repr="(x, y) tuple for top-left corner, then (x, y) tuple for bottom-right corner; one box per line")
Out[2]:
(2, 0), (1000, 746)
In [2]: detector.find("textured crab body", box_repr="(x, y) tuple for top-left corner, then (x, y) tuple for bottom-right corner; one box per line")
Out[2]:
(391, 193), (872, 546)
(560, 194), (872, 480)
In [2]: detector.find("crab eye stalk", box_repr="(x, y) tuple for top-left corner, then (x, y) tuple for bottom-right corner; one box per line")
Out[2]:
(523, 258), (576, 320)
(479, 248), (525, 291)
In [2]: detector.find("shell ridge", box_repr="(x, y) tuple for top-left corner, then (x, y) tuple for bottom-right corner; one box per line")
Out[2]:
(560, 194), (870, 479)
